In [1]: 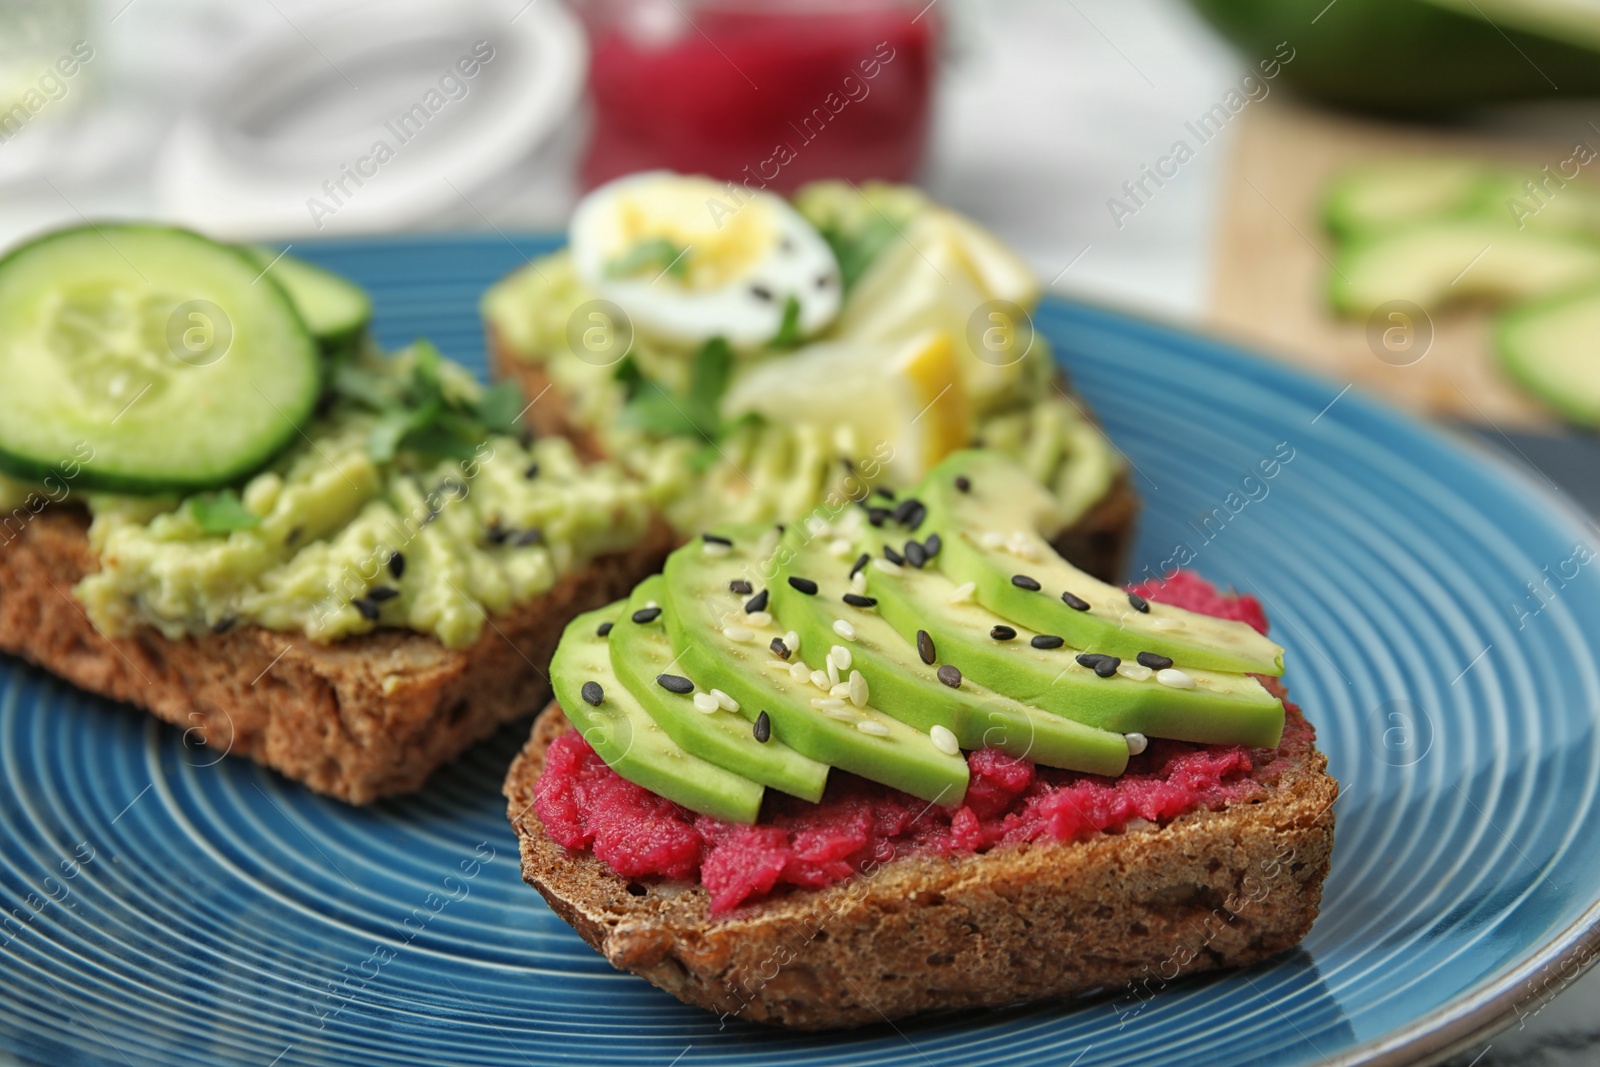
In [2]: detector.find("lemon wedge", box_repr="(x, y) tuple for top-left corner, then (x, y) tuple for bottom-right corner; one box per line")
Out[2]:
(832, 208), (1040, 411)
(722, 329), (971, 484)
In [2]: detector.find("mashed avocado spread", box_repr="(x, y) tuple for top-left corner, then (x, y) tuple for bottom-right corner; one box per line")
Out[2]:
(481, 180), (1119, 533)
(71, 347), (655, 651)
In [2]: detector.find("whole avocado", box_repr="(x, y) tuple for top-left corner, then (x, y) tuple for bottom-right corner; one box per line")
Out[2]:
(1188, 0), (1600, 112)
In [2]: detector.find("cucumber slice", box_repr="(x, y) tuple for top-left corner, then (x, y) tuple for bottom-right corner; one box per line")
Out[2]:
(243, 246), (372, 346)
(0, 224), (320, 493)
(1330, 221), (1600, 316)
(1323, 159), (1493, 240)
(1496, 287), (1600, 425)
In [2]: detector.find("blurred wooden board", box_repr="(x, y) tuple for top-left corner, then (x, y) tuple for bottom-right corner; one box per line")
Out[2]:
(1209, 96), (1571, 430)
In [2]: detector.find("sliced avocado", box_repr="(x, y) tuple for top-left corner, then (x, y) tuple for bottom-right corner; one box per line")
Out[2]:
(550, 603), (765, 823)
(610, 576), (830, 801)
(661, 526), (969, 806)
(915, 450), (1285, 676)
(769, 530), (1129, 776)
(1496, 286), (1600, 426)
(861, 551), (1286, 749)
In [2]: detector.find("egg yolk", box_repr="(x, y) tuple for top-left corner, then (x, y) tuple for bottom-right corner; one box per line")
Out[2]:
(598, 176), (778, 290)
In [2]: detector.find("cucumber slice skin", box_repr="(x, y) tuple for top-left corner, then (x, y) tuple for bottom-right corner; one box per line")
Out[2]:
(1496, 286), (1600, 426)
(244, 245), (373, 347)
(0, 224), (321, 494)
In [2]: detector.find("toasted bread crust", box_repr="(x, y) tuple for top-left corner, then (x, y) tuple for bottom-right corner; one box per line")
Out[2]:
(487, 326), (1141, 583)
(504, 704), (1336, 1029)
(0, 508), (673, 803)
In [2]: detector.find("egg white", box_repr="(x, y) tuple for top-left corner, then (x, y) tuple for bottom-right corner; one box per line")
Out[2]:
(569, 171), (842, 349)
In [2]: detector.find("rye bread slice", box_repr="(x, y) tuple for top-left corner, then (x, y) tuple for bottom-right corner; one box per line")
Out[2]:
(0, 507), (674, 803)
(503, 702), (1337, 1030)
(486, 325), (1141, 583)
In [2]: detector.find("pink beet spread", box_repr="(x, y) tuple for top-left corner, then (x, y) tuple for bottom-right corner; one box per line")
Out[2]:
(535, 570), (1312, 913)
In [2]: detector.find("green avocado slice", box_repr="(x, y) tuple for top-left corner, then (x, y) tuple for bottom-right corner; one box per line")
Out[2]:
(917, 450), (1285, 676)
(610, 576), (830, 802)
(550, 602), (765, 824)
(861, 540), (1286, 749)
(768, 530), (1130, 776)
(662, 526), (969, 807)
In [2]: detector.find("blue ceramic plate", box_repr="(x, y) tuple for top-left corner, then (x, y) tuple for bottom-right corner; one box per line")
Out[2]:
(3, 234), (1598, 1067)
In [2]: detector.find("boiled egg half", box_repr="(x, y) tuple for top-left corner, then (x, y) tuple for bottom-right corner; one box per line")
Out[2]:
(568, 171), (843, 348)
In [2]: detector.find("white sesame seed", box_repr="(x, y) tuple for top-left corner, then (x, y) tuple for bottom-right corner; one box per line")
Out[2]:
(849, 670), (868, 707)
(872, 557), (903, 575)
(826, 657), (840, 687)
(744, 610), (773, 628)
(930, 724), (960, 756)
(1150, 617), (1185, 631)
(856, 720), (891, 737)
(829, 538), (853, 558)
(830, 645), (852, 672)
(1117, 663), (1154, 682)
(645, 600), (659, 609)
(712, 688), (738, 712)
(789, 661), (811, 682)
(945, 581), (976, 604)
(824, 707), (860, 722)
(811, 698), (846, 711)
(1009, 531), (1039, 560)
(980, 531), (1006, 550)
(1156, 668), (1196, 690)
(833, 619), (857, 641)
(805, 515), (831, 537)
(693, 693), (720, 714)
(810, 669), (830, 690)
(849, 571), (868, 595)
(1125, 732), (1149, 755)
(829, 682), (852, 699)
(784, 630), (801, 654)
(702, 540), (731, 558)
(765, 660), (792, 671)
(722, 625), (755, 643)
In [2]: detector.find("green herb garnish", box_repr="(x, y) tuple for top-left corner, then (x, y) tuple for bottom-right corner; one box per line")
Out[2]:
(618, 337), (734, 441)
(769, 295), (803, 349)
(604, 238), (689, 281)
(189, 490), (261, 534)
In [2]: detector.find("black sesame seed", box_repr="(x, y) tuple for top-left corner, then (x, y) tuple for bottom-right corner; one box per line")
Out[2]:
(776, 524), (786, 534)
(1095, 656), (1122, 678)
(286, 525), (304, 545)
(866, 507), (891, 527)
(787, 576), (818, 595)
(367, 585), (399, 602)
(523, 462), (540, 480)
(769, 637), (790, 660)
(729, 579), (753, 595)
(1011, 574), (1042, 591)
(513, 528), (544, 546)
(750, 284), (774, 302)
(1031, 634), (1065, 650)
(1137, 651), (1174, 671)
(815, 273), (833, 290)
(904, 502), (927, 531)
(849, 552), (871, 579)
(954, 475), (971, 493)
(656, 674), (694, 694)
(1075, 652), (1107, 669)
(874, 486), (896, 501)
(702, 532), (733, 546)
(211, 616), (237, 634)
(597, 621), (614, 637)
(883, 545), (905, 565)
(892, 497), (922, 525)
(632, 606), (662, 624)
(842, 593), (878, 608)
(904, 540), (927, 568)
(916, 629), (936, 665)
(581, 681), (604, 707)
(744, 588), (769, 613)
(352, 597), (380, 621)
(936, 664), (963, 689)
(1128, 592), (1151, 613)
(1061, 591), (1091, 611)
(485, 523), (509, 546)
(388, 552), (406, 578)
(753, 710), (772, 743)
(990, 624), (1017, 641)
(923, 533), (942, 559)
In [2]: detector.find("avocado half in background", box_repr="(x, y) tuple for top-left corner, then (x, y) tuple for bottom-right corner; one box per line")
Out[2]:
(1188, 0), (1600, 112)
